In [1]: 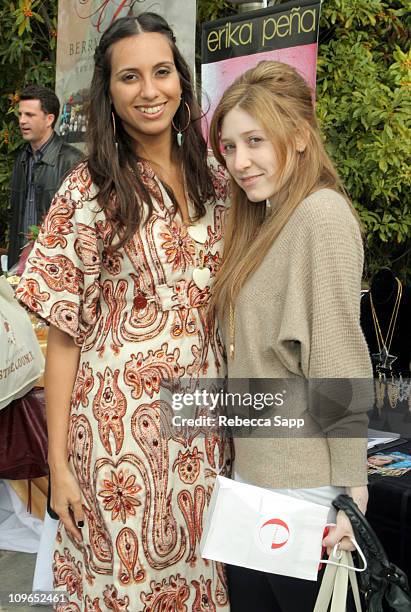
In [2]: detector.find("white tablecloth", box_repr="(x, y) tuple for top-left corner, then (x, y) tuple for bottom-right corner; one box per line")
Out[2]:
(0, 479), (57, 594)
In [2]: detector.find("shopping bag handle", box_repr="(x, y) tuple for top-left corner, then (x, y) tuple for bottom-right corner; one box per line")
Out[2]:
(314, 549), (363, 612)
(320, 532), (367, 572)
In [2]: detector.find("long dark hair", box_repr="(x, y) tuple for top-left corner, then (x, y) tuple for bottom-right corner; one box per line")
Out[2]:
(87, 13), (215, 249)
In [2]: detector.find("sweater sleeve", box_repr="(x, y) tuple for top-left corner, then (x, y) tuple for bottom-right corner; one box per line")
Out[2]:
(277, 191), (373, 486)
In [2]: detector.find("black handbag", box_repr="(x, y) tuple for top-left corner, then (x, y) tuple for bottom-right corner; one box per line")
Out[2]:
(333, 494), (411, 612)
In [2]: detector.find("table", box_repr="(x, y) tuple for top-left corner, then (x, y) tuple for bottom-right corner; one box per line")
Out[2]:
(367, 439), (411, 581)
(8, 478), (47, 521)
(8, 335), (48, 521)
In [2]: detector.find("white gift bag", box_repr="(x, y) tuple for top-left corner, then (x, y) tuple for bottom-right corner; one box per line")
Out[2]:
(200, 476), (331, 581)
(0, 276), (44, 410)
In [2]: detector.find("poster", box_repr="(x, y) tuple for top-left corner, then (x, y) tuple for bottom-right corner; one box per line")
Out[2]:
(201, 0), (321, 134)
(55, 0), (197, 143)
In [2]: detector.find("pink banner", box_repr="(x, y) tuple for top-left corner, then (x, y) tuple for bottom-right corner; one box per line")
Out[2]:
(201, 1), (321, 136)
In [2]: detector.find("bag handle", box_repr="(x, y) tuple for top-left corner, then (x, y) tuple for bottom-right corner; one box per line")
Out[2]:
(321, 532), (367, 572)
(332, 494), (389, 566)
(314, 549), (362, 612)
(346, 552), (362, 612)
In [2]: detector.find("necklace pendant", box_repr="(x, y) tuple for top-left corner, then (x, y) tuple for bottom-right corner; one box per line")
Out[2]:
(229, 343), (235, 359)
(187, 223), (207, 244)
(387, 380), (400, 410)
(192, 266), (210, 290)
(369, 278), (402, 377)
(372, 347), (398, 374)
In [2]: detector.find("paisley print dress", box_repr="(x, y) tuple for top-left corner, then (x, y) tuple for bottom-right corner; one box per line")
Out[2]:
(16, 158), (232, 612)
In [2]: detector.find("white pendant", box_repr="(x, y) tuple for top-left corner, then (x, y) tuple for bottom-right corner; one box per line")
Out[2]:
(177, 132), (183, 147)
(192, 267), (211, 290)
(187, 223), (208, 244)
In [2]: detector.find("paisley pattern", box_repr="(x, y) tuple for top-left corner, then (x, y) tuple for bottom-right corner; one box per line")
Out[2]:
(16, 158), (231, 611)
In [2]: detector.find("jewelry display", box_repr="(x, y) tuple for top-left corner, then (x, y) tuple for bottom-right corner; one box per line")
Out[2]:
(374, 377), (386, 413)
(387, 379), (400, 410)
(370, 276), (402, 376)
(398, 375), (411, 403)
(373, 372), (411, 415)
(363, 272), (410, 422)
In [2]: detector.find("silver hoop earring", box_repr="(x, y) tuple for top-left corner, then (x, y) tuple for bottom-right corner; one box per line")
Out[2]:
(172, 101), (191, 147)
(111, 111), (118, 150)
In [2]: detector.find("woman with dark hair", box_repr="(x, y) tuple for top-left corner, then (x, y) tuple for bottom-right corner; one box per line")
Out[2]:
(16, 13), (230, 610)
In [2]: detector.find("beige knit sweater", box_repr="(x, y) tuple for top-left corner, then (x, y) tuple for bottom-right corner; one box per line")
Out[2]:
(224, 188), (373, 489)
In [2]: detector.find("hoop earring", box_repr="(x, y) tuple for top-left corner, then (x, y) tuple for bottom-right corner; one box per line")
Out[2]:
(111, 111), (118, 150)
(172, 101), (191, 147)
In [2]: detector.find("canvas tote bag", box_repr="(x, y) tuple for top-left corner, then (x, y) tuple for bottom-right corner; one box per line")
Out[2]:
(0, 276), (44, 410)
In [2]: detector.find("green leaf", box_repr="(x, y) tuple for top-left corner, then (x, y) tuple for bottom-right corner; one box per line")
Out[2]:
(17, 19), (26, 36)
(31, 11), (44, 24)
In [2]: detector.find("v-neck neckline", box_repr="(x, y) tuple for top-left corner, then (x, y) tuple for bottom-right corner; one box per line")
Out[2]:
(138, 158), (194, 225)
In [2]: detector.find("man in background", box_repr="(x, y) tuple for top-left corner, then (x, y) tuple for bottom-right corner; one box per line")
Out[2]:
(7, 85), (82, 268)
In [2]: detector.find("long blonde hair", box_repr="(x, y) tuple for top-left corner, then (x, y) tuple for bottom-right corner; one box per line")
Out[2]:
(209, 61), (359, 316)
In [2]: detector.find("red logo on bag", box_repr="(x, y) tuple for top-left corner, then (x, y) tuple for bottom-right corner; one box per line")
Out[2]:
(259, 518), (290, 550)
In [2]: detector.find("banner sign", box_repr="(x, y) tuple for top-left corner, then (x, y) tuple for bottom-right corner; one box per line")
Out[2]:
(201, 0), (321, 134)
(56, 0), (197, 144)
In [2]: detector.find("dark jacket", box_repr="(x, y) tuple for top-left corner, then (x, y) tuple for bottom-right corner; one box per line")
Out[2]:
(7, 133), (82, 268)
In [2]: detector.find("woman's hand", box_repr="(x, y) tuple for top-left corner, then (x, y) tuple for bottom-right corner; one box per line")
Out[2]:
(50, 466), (84, 544)
(322, 510), (355, 554)
(322, 485), (368, 555)
(45, 325), (83, 542)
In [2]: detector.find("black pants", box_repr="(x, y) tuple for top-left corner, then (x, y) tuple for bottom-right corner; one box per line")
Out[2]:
(226, 564), (323, 612)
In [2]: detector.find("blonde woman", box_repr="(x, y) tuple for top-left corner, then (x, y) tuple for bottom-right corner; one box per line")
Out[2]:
(209, 61), (372, 611)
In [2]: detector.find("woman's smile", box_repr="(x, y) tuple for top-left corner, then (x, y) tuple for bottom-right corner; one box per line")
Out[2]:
(134, 102), (167, 119)
(239, 174), (263, 186)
